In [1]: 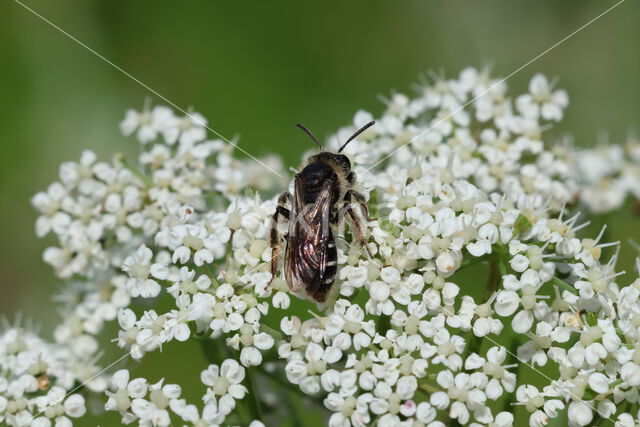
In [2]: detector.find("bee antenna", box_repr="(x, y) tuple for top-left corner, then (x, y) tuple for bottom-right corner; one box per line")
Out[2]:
(338, 120), (375, 152)
(296, 124), (323, 149)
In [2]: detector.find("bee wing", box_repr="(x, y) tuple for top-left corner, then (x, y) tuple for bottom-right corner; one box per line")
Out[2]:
(285, 176), (334, 294)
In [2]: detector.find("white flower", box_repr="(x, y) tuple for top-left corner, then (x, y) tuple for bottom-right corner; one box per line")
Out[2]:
(516, 74), (568, 122)
(201, 359), (247, 416)
(167, 223), (230, 266)
(620, 362), (640, 386)
(286, 343), (342, 395)
(120, 105), (177, 143)
(568, 400), (593, 426)
(494, 290), (519, 316)
(167, 112), (208, 146)
(122, 245), (167, 298)
(588, 372), (610, 394)
(516, 384), (564, 423)
(104, 370), (149, 423)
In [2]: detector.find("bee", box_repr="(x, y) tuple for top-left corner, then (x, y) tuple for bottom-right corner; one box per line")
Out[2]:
(268, 121), (375, 302)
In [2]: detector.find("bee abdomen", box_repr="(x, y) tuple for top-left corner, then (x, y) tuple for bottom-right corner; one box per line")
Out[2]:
(313, 238), (338, 301)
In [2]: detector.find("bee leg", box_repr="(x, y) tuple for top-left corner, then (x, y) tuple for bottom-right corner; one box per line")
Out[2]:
(340, 190), (372, 257)
(344, 189), (370, 220)
(267, 192), (291, 290)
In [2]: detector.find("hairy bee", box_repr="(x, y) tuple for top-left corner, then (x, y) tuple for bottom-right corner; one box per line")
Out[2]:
(269, 121), (375, 302)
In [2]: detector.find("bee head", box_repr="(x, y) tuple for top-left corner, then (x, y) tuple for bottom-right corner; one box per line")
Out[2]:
(306, 151), (351, 174)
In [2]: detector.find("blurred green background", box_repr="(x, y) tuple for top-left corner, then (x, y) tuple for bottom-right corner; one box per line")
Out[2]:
(1, 1), (639, 425)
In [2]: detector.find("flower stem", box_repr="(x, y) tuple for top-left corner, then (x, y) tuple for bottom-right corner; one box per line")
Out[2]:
(245, 367), (263, 421)
(551, 276), (579, 295)
(260, 323), (285, 340)
(418, 383), (439, 395)
(116, 153), (152, 187)
(458, 253), (490, 271)
(609, 378), (624, 388)
(201, 264), (221, 287)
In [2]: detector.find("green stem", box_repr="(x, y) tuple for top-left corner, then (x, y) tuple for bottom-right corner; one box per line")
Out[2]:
(245, 367), (263, 421)
(260, 323), (285, 340)
(117, 153), (152, 187)
(514, 213), (533, 235)
(498, 258), (508, 277)
(551, 276), (579, 295)
(418, 383), (439, 395)
(609, 378), (624, 388)
(202, 264), (221, 287)
(459, 253), (490, 271)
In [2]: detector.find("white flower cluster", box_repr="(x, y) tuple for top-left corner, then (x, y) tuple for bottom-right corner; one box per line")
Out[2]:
(28, 106), (285, 425)
(18, 68), (640, 426)
(32, 106), (284, 281)
(574, 138), (640, 213)
(104, 360), (262, 427)
(328, 71), (577, 211)
(0, 324), (95, 427)
(114, 196), (278, 365)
